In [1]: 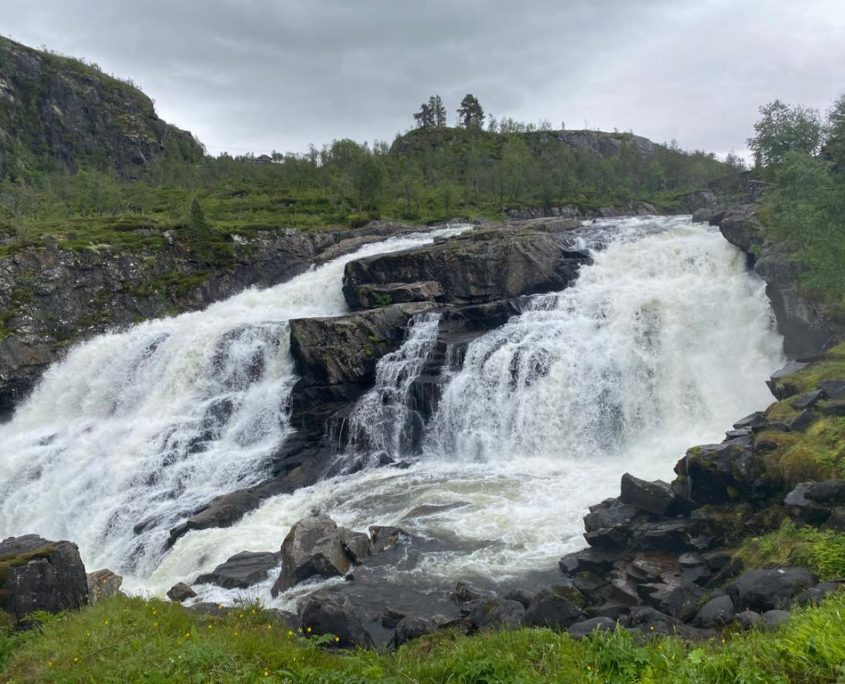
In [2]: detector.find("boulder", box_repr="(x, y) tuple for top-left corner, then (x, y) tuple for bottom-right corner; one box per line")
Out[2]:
(392, 617), (431, 648)
(761, 609), (791, 630)
(271, 515), (354, 595)
(0, 535), (88, 626)
(381, 608), (406, 629)
(674, 442), (770, 505)
(620, 473), (676, 515)
(343, 228), (591, 309)
(559, 547), (624, 575)
(627, 606), (685, 636)
(86, 569), (123, 604)
(642, 582), (706, 622)
(194, 551), (279, 590)
(694, 594), (735, 628)
(568, 616), (616, 638)
(787, 408), (816, 432)
(467, 597), (525, 631)
(767, 362), (808, 399)
(734, 610), (762, 630)
(524, 589), (584, 630)
(795, 582), (844, 606)
(339, 530), (371, 564)
(718, 204), (763, 254)
(369, 526), (406, 553)
(790, 390), (824, 410)
(818, 380), (845, 400)
(503, 588), (536, 609)
(784, 480), (845, 524)
(354, 281), (445, 308)
(727, 568), (817, 612)
(167, 582), (197, 603)
(298, 592), (374, 648)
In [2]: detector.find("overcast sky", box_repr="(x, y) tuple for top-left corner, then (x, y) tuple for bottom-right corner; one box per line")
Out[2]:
(3, 0), (844, 160)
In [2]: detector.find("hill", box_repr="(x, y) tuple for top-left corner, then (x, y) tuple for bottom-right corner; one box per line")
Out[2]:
(0, 36), (202, 178)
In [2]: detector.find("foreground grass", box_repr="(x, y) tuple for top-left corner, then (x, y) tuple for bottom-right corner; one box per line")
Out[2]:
(2, 593), (845, 683)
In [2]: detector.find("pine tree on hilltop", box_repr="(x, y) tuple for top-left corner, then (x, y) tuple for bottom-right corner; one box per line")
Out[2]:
(430, 95), (447, 127)
(457, 94), (485, 129)
(413, 101), (434, 129)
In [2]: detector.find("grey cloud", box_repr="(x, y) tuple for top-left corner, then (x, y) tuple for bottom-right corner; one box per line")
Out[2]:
(2, 0), (844, 158)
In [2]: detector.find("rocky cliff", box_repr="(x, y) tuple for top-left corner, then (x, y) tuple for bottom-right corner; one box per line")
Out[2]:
(0, 36), (202, 177)
(701, 204), (844, 358)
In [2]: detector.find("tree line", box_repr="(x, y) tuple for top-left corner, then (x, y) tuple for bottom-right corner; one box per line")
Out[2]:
(0, 108), (734, 258)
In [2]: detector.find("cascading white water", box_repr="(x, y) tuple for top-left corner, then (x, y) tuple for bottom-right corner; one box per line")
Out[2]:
(344, 312), (442, 464)
(0, 225), (470, 580)
(146, 216), (785, 604)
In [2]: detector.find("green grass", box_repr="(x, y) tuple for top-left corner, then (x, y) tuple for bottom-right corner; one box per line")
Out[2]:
(737, 521), (845, 581)
(2, 593), (845, 682)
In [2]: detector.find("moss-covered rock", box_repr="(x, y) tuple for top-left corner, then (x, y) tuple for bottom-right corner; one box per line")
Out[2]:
(0, 535), (88, 627)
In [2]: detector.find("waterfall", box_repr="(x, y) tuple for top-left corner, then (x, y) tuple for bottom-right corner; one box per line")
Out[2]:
(0, 225), (469, 578)
(424, 216), (783, 464)
(147, 216), (784, 600)
(0, 216), (785, 602)
(344, 312), (442, 464)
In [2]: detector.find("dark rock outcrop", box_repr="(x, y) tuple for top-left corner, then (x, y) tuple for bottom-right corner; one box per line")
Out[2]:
(0, 36), (202, 178)
(271, 515), (356, 595)
(0, 535), (88, 626)
(674, 442), (771, 505)
(353, 281), (445, 308)
(342, 228), (590, 309)
(167, 582), (197, 603)
(727, 568), (817, 612)
(524, 589), (584, 629)
(620, 473), (677, 515)
(194, 551), (279, 590)
(568, 616), (616, 638)
(297, 591), (374, 648)
(86, 569), (123, 604)
(716, 204), (844, 357)
(784, 480), (845, 524)
(289, 303), (433, 389)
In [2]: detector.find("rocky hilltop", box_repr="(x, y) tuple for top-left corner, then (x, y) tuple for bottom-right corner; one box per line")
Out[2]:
(0, 36), (202, 177)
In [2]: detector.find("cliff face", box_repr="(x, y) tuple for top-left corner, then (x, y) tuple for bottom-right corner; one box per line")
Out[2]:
(710, 204), (844, 359)
(0, 36), (202, 177)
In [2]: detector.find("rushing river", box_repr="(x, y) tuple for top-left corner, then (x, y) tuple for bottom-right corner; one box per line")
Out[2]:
(0, 216), (784, 610)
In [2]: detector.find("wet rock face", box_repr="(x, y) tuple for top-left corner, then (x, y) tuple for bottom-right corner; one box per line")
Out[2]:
(716, 204), (844, 358)
(272, 515), (354, 594)
(0, 535), (88, 626)
(342, 228), (591, 310)
(194, 551), (279, 590)
(289, 303), (434, 388)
